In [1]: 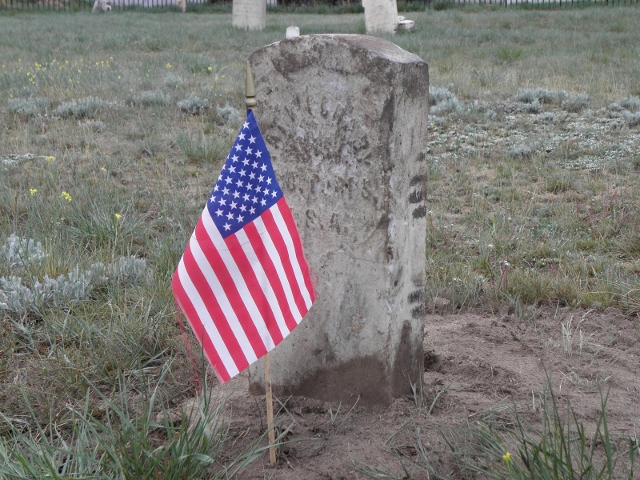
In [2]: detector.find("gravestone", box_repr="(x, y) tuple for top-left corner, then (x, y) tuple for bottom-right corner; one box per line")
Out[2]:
(286, 26), (300, 38)
(232, 0), (266, 31)
(362, 0), (398, 34)
(247, 35), (429, 406)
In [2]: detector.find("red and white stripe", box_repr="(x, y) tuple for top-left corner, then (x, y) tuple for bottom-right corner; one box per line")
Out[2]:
(172, 197), (315, 383)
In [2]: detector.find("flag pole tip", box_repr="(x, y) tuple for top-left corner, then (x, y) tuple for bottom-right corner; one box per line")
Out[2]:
(245, 61), (257, 109)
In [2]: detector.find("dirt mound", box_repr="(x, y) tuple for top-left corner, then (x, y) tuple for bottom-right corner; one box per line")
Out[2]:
(205, 307), (639, 478)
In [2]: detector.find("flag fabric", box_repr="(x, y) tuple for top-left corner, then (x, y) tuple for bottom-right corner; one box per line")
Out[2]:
(172, 110), (315, 383)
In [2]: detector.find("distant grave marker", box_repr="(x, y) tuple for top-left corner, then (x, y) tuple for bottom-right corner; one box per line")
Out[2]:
(232, 0), (266, 31)
(363, 0), (398, 34)
(247, 34), (429, 406)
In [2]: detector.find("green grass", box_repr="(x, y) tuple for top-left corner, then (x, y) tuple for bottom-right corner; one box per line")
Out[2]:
(1, 7), (640, 477)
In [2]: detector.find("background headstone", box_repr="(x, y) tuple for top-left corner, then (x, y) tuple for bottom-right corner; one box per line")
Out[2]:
(286, 26), (300, 38)
(362, 0), (398, 34)
(232, 0), (266, 31)
(247, 35), (429, 406)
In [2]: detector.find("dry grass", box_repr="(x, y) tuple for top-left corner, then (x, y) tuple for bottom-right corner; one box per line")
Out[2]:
(1, 6), (640, 477)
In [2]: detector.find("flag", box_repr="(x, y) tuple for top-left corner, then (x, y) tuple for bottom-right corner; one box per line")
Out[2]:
(172, 110), (315, 383)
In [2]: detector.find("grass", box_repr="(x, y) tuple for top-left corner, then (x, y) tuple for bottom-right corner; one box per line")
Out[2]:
(1, 6), (640, 477)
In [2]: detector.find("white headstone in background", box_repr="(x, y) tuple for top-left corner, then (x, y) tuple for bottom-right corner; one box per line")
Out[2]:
(232, 0), (266, 31)
(286, 26), (300, 38)
(247, 35), (429, 406)
(362, 0), (398, 34)
(266, 0), (277, 5)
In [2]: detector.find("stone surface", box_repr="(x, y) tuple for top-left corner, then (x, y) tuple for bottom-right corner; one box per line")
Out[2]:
(232, 0), (266, 31)
(247, 35), (429, 406)
(362, 0), (398, 34)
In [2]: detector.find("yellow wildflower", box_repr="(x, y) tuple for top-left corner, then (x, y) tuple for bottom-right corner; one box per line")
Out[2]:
(29, 188), (38, 195)
(166, 63), (172, 69)
(502, 452), (512, 465)
(61, 191), (72, 202)
(115, 213), (122, 220)
(45, 156), (55, 162)
(207, 66), (212, 72)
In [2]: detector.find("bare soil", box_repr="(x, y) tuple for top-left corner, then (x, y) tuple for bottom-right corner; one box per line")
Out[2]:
(198, 307), (640, 479)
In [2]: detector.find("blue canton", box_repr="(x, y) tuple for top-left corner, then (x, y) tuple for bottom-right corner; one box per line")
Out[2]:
(207, 110), (283, 238)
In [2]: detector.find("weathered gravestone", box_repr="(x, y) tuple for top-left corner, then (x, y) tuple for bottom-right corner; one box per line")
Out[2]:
(232, 0), (266, 31)
(247, 34), (429, 406)
(362, 0), (399, 34)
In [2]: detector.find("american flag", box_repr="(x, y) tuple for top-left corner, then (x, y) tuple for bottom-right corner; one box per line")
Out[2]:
(172, 110), (315, 383)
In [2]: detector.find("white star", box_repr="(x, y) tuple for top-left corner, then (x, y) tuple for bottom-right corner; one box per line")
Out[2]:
(255, 150), (262, 158)
(226, 212), (234, 220)
(218, 174), (223, 181)
(237, 215), (244, 223)
(263, 189), (270, 196)
(225, 176), (232, 184)
(215, 209), (223, 217)
(230, 201), (237, 210)
(266, 177), (272, 185)
(246, 183), (253, 191)
(224, 223), (231, 231)
(238, 132), (246, 140)
(218, 198), (226, 206)
(240, 204), (247, 212)
(252, 161), (259, 169)
(231, 154), (239, 163)
(242, 121), (249, 130)
(239, 169), (247, 177)
(209, 195), (216, 203)
(260, 198), (267, 206)
(234, 144), (242, 152)
(214, 184), (220, 191)
(258, 175), (265, 183)
(260, 164), (267, 172)
(242, 158), (250, 166)
(243, 193), (250, 201)
(222, 187), (230, 196)
(235, 180), (243, 188)
(256, 186), (262, 193)
(232, 190), (240, 198)
(248, 135), (256, 144)
(249, 207), (256, 215)
(228, 166), (236, 173)
(248, 172), (256, 180)
(252, 196), (258, 203)
(245, 146), (253, 155)
(271, 190), (278, 197)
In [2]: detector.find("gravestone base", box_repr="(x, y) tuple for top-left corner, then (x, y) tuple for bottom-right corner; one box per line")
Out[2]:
(247, 34), (429, 406)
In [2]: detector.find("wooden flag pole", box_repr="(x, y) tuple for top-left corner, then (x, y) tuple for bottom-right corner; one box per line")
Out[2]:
(264, 352), (277, 466)
(246, 61), (276, 467)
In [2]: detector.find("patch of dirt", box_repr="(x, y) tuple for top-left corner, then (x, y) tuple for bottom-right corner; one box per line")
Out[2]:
(198, 307), (640, 479)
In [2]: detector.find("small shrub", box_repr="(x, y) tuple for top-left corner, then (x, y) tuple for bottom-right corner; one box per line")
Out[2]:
(128, 90), (169, 107)
(164, 74), (184, 89)
(0, 255), (147, 315)
(80, 119), (107, 133)
(8, 97), (49, 117)
(562, 93), (589, 113)
(53, 97), (108, 119)
(619, 96), (640, 112)
(429, 86), (461, 116)
(508, 141), (540, 159)
(622, 109), (640, 127)
(515, 88), (555, 104)
(177, 95), (211, 115)
(1, 234), (47, 268)
(216, 105), (242, 126)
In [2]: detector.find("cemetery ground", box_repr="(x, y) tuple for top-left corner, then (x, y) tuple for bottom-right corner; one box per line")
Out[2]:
(1, 6), (639, 479)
